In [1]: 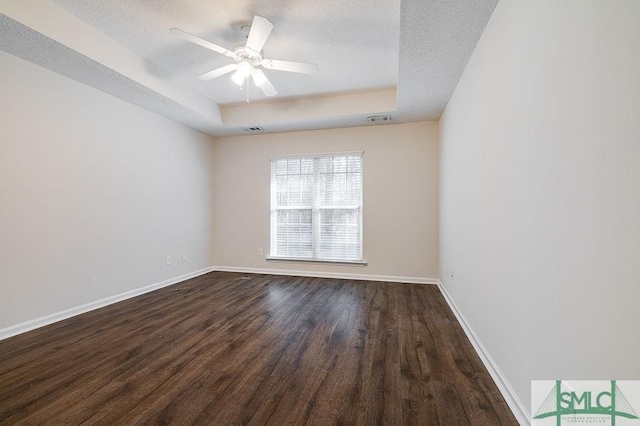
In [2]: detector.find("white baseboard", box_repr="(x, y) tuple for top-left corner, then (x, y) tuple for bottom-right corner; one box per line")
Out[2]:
(0, 266), (216, 342)
(0, 266), (528, 424)
(213, 265), (437, 285)
(436, 280), (530, 425)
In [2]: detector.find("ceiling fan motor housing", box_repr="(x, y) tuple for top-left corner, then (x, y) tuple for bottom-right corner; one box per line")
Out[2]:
(234, 47), (263, 66)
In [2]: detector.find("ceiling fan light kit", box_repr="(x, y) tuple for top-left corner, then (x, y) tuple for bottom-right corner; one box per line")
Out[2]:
(231, 61), (253, 86)
(171, 15), (318, 99)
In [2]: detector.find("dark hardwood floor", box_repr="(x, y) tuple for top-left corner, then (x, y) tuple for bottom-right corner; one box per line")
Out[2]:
(0, 272), (517, 425)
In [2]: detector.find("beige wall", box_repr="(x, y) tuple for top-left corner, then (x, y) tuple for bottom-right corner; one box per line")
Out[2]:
(0, 51), (215, 331)
(440, 0), (640, 416)
(211, 122), (439, 281)
(0, 49), (438, 334)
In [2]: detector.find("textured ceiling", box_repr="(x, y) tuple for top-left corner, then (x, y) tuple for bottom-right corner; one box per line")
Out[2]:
(51, 0), (400, 105)
(0, 0), (498, 136)
(0, 14), (220, 136)
(397, 0), (499, 121)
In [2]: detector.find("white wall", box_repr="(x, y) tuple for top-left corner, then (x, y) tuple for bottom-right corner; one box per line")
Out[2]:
(211, 122), (439, 281)
(0, 51), (215, 331)
(440, 0), (640, 415)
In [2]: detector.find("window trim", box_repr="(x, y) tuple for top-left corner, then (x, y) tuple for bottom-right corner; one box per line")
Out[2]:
(269, 151), (364, 160)
(269, 151), (365, 264)
(265, 256), (367, 266)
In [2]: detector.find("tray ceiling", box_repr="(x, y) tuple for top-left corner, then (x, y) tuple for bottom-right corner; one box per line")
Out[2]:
(0, 0), (498, 136)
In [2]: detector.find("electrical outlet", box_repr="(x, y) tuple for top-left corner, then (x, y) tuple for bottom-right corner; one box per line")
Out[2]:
(166, 255), (172, 265)
(182, 252), (187, 262)
(257, 248), (263, 256)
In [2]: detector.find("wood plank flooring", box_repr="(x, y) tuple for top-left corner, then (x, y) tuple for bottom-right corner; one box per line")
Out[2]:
(0, 272), (517, 425)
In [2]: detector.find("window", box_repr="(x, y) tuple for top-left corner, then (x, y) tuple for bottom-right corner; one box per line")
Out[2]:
(269, 152), (364, 263)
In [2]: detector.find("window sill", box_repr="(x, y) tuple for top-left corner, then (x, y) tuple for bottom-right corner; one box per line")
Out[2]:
(266, 256), (367, 266)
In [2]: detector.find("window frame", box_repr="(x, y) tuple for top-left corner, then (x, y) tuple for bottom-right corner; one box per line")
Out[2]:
(267, 151), (366, 265)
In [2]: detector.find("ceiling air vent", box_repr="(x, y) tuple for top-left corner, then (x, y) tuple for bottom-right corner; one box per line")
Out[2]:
(367, 115), (391, 123)
(241, 126), (264, 132)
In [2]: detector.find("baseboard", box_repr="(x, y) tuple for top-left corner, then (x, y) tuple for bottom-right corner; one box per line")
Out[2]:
(0, 266), (216, 341)
(0, 266), (527, 423)
(436, 280), (531, 425)
(213, 265), (437, 285)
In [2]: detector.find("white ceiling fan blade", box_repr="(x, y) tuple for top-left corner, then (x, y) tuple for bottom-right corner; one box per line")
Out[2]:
(197, 64), (239, 81)
(252, 69), (277, 97)
(170, 28), (235, 58)
(245, 16), (273, 53)
(261, 59), (318, 75)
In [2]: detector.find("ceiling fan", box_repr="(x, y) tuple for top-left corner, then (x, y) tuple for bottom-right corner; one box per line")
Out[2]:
(170, 16), (318, 97)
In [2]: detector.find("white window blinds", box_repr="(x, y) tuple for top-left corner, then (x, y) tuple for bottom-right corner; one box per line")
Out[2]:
(270, 152), (363, 262)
